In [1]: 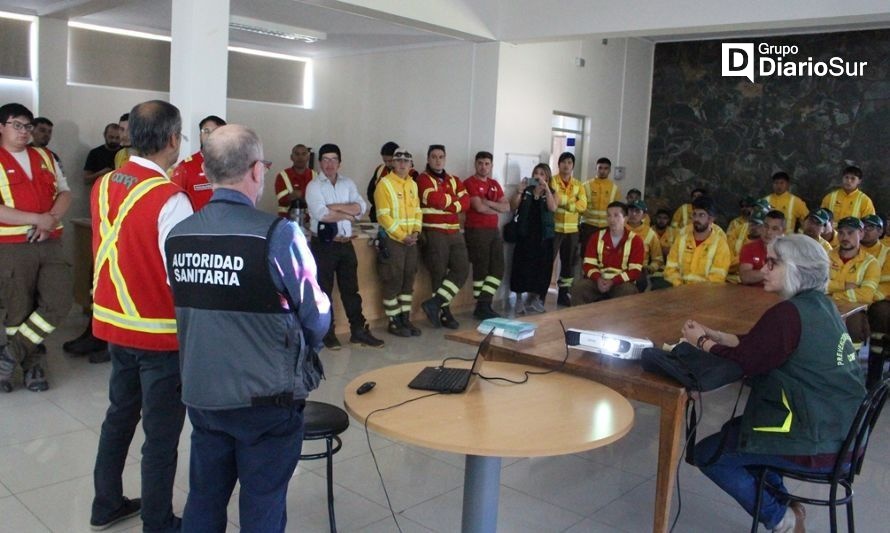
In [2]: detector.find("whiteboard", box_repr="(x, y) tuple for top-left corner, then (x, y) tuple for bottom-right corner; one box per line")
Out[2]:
(505, 153), (541, 186)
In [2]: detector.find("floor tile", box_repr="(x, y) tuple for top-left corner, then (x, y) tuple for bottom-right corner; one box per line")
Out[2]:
(0, 495), (50, 532)
(0, 399), (86, 447)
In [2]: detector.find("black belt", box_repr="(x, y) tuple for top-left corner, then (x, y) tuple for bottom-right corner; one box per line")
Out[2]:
(250, 393), (306, 408)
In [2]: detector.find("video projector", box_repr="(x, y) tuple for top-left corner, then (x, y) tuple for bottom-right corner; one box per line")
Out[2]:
(564, 329), (653, 360)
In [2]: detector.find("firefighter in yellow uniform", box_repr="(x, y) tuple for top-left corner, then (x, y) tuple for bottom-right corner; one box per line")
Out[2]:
(652, 208), (676, 262)
(671, 187), (706, 229)
(821, 166), (875, 221)
(828, 217), (880, 352)
(374, 148), (423, 337)
(550, 152), (587, 306)
(764, 171), (809, 234)
(665, 197), (731, 286)
(801, 208), (834, 254)
(579, 157), (619, 249)
(627, 200), (664, 291)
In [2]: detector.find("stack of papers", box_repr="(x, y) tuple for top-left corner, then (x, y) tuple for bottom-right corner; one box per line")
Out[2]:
(477, 317), (537, 341)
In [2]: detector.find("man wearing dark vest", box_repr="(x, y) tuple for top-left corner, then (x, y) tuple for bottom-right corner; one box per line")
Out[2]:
(89, 100), (193, 532)
(166, 124), (331, 531)
(0, 103), (72, 393)
(418, 144), (470, 329)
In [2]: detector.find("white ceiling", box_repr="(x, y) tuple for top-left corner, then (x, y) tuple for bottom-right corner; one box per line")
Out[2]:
(0, 0), (888, 57)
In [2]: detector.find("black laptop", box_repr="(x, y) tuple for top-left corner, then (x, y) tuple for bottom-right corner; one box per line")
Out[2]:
(408, 330), (494, 393)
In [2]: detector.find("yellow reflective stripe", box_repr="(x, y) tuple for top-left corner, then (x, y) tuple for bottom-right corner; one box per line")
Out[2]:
(34, 148), (55, 176)
(6, 326), (18, 336)
(379, 179), (405, 235)
(28, 313), (53, 335)
(0, 163), (14, 207)
(17, 323), (43, 344)
(852, 192), (863, 217)
(829, 190), (838, 210)
(609, 184), (618, 202)
(442, 279), (460, 295)
(753, 389), (793, 433)
(0, 225), (31, 236)
(704, 236), (720, 277)
(397, 294), (413, 302)
(276, 205), (288, 214)
(481, 285), (498, 295)
(278, 171), (293, 194)
(93, 304), (177, 333)
(422, 187), (434, 204)
(94, 175), (169, 319)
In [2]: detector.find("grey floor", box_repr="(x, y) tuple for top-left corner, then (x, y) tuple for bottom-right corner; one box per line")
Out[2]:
(1, 303), (888, 532)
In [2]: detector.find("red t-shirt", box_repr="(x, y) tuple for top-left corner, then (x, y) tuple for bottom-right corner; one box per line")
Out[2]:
(463, 175), (504, 229)
(739, 239), (768, 271)
(171, 152), (212, 211)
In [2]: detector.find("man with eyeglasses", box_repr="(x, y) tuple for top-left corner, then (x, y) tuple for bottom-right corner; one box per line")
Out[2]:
(306, 143), (384, 349)
(0, 103), (72, 393)
(171, 115), (227, 210)
(89, 100), (193, 532)
(166, 124), (330, 532)
(274, 143), (316, 218)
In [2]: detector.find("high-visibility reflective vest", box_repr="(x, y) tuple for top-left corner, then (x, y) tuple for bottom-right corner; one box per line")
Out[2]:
(827, 247), (880, 304)
(91, 161), (182, 350)
(374, 172), (422, 243)
(274, 167), (316, 216)
(580, 178), (619, 227)
(765, 192), (809, 234)
(664, 227), (731, 286)
(821, 188), (875, 220)
(0, 146), (63, 243)
(550, 175), (587, 234)
(627, 223), (664, 273)
(863, 241), (890, 301)
(418, 171), (469, 233)
(582, 228), (644, 284)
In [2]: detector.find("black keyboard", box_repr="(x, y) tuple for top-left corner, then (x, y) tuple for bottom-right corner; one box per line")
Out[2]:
(408, 366), (471, 393)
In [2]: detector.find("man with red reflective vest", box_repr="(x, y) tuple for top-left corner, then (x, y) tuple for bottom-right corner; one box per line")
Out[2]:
(89, 100), (193, 532)
(418, 144), (470, 329)
(170, 115), (226, 210)
(274, 143), (316, 217)
(464, 151), (510, 320)
(571, 201), (644, 304)
(0, 103), (72, 393)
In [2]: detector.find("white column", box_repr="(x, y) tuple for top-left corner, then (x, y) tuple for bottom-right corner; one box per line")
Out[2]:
(169, 0), (229, 157)
(35, 16), (69, 119)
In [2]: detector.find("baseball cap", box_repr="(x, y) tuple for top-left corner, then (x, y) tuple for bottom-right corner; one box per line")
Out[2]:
(837, 217), (864, 231)
(749, 210), (766, 225)
(807, 208), (830, 225)
(862, 214), (884, 229)
(629, 199), (647, 212)
(752, 198), (772, 212)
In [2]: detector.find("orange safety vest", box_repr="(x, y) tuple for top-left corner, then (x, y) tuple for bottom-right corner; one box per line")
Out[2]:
(0, 147), (62, 243)
(91, 162), (181, 351)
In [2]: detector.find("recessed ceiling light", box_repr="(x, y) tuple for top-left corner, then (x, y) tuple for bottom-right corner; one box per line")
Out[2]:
(229, 16), (325, 43)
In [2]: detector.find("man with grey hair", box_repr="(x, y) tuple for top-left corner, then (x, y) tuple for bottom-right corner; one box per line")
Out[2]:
(90, 100), (192, 531)
(166, 124), (331, 531)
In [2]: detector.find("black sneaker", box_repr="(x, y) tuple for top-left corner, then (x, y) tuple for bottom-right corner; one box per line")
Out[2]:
(64, 334), (108, 355)
(24, 365), (49, 392)
(401, 313), (422, 336)
(439, 307), (460, 330)
(472, 301), (500, 320)
(557, 288), (572, 307)
(323, 331), (342, 351)
(421, 296), (443, 328)
(90, 497), (141, 531)
(350, 325), (385, 348)
(89, 350), (111, 364)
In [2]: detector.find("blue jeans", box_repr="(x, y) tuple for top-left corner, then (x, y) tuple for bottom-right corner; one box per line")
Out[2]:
(182, 403), (305, 533)
(92, 344), (186, 532)
(696, 418), (832, 529)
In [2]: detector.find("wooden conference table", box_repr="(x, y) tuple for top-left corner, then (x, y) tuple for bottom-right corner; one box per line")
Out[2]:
(446, 283), (865, 533)
(344, 360), (634, 533)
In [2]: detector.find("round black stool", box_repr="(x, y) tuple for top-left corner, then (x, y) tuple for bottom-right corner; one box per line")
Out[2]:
(301, 401), (350, 533)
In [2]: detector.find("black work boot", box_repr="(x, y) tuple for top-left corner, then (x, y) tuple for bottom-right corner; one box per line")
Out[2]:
(387, 315), (412, 337)
(401, 312), (422, 336)
(439, 306), (460, 330)
(557, 287), (572, 307)
(473, 301), (500, 320)
(421, 295), (445, 328)
(323, 329), (342, 351)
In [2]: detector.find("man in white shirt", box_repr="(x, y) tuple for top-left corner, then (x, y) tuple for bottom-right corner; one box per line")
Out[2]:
(306, 143), (384, 349)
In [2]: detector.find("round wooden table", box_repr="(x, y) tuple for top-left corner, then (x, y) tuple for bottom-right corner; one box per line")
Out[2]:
(344, 360), (634, 532)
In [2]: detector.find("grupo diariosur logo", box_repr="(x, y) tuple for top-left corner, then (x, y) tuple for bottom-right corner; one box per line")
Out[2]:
(721, 43), (867, 83)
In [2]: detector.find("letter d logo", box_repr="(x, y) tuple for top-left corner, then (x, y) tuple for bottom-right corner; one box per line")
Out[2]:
(722, 43), (755, 83)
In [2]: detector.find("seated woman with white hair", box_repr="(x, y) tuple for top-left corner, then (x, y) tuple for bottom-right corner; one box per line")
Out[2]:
(681, 234), (866, 532)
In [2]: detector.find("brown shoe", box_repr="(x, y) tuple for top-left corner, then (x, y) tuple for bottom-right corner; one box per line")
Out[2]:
(790, 502), (806, 533)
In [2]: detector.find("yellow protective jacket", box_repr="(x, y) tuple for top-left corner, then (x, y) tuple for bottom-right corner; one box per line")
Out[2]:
(765, 192), (809, 234)
(580, 177), (619, 227)
(655, 226), (676, 259)
(671, 203), (693, 229)
(828, 247), (880, 304)
(863, 241), (890, 301)
(664, 227), (731, 286)
(628, 223), (664, 274)
(821, 188), (876, 220)
(374, 172), (422, 243)
(550, 175), (586, 234)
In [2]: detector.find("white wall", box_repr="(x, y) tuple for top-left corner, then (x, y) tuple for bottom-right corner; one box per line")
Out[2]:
(490, 37), (654, 197)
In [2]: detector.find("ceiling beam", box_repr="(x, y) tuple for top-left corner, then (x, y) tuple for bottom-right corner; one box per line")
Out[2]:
(37, 0), (144, 19)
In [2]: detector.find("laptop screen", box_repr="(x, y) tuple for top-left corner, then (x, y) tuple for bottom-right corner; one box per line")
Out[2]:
(470, 329), (495, 376)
